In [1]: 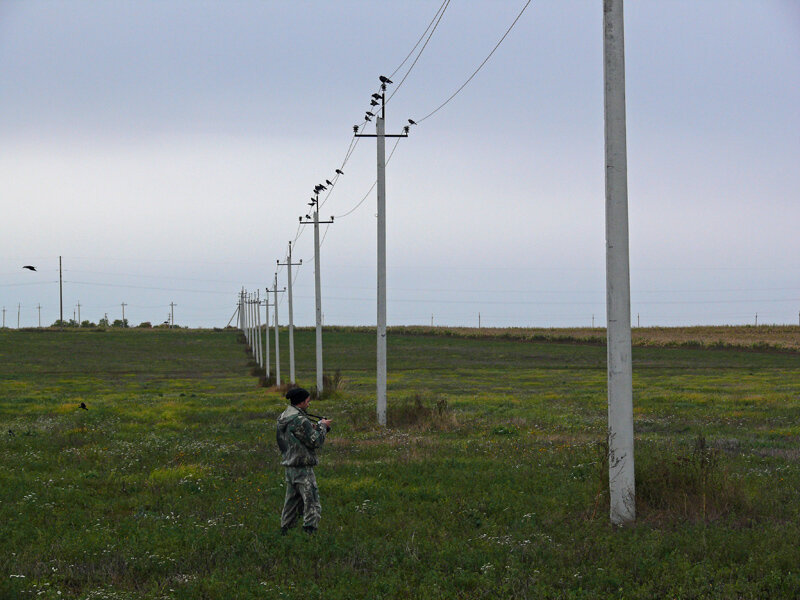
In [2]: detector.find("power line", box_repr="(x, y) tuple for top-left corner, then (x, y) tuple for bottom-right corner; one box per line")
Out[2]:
(334, 137), (403, 219)
(417, 0), (532, 123)
(62, 280), (233, 295)
(385, 0), (452, 103)
(388, 0), (450, 80)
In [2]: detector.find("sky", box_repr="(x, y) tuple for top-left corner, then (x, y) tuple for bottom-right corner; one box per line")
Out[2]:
(1, 0), (799, 328)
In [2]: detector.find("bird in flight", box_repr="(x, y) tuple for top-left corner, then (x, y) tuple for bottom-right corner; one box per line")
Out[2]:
(23, 265), (37, 271)
(80, 402), (88, 410)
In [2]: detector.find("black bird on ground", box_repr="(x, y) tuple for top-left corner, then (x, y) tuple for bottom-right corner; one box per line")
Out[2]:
(80, 402), (88, 410)
(23, 265), (36, 271)
(7, 429), (14, 437)
(335, 169), (344, 175)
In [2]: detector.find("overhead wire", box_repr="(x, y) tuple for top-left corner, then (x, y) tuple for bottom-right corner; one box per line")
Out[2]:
(385, 0), (452, 103)
(333, 137), (403, 220)
(417, 0), (532, 123)
(388, 0), (450, 80)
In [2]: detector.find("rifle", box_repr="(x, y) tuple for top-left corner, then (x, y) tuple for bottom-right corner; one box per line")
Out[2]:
(305, 412), (328, 422)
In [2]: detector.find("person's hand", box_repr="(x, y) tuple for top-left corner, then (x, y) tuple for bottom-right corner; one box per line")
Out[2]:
(320, 418), (332, 430)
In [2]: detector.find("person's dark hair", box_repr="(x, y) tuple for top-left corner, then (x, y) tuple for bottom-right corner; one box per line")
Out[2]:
(286, 387), (310, 406)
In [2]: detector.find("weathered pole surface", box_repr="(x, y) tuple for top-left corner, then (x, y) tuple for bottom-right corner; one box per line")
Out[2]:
(264, 294), (271, 379)
(274, 273), (281, 386)
(287, 243), (296, 383)
(376, 115), (387, 426)
(604, 0), (635, 524)
(313, 205), (324, 394)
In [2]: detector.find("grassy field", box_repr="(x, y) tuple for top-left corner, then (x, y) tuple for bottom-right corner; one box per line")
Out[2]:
(1, 327), (799, 599)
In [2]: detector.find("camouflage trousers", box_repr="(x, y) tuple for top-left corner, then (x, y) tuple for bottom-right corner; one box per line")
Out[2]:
(281, 466), (321, 530)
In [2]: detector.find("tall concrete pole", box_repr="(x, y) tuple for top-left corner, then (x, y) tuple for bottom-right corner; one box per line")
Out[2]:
(313, 203), (324, 394)
(254, 292), (262, 367)
(604, 0), (635, 524)
(59, 256), (63, 324)
(278, 242), (301, 384)
(264, 294), (271, 379)
(18, 303), (21, 328)
(274, 273), (281, 386)
(2, 307), (5, 328)
(121, 302), (126, 327)
(38, 304), (41, 328)
(77, 302), (81, 326)
(376, 114), (387, 426)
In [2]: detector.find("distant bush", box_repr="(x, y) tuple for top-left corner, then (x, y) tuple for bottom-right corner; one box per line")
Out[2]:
(81, 320), (96, 328)
(137, 322), (152, 328)
(112, 319), (129, 328)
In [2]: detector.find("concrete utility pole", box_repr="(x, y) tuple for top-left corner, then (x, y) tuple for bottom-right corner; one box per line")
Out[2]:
(270, 273), (286, 386)
(300, 194), (334, 395)
(18, 303), (21, 328)
(592, 314), (595, 328)
(169, 302), (176, 328)
(37, 304), (41, 328)
(255, 291), (263, 368)
(121, 302), (127, 327)
(2, 307), (5, 328)
(478, 313), (481, 329)
(77, 302), (81, 326)
(355, 76), (408, 426)
(278, 242), (302, 384)
(59, 256), (63, 325)
(264, 295), (272, 379)
(604, 0), (635, 524)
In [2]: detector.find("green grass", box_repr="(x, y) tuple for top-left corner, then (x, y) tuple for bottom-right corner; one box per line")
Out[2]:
(1, 327), (799, 599)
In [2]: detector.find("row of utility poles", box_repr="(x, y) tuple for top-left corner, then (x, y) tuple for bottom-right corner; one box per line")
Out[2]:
(238, 274), (289, 386)
(1, 299), (175, 328)
(234, 0), (627, 525)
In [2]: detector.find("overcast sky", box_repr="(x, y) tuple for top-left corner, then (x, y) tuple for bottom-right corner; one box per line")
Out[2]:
(1, 1), (798, 328)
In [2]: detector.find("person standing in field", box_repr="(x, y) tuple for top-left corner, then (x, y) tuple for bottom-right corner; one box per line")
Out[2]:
(276, 387), (332, 535)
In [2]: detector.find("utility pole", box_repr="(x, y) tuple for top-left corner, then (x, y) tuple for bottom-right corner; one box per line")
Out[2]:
(77, 301), (81, 326)
(592, 314), (595, 328)
(637, 313), (640, 328)
(270, 273), (286, 386)
(478, 312), (481, 329)
(59, 256), (63, 325)
(169, 302), (176, 328)
(278, 241), (302, 384)
(755, 313), (758, 326)
(604, 0), (635, 524)
(263, 294), (271, 379)
(18, 303), (21, 328)
(121, 302), (127, 328)
(2, 307), (5, 328)
(300, 192), (334, 395)
(37, 304), (41, 328)
(355, 76), (408, 426)
(255, 291), (263, 368)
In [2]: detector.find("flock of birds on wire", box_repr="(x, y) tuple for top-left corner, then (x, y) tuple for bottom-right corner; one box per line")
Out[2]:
(302, 75), (417, 222)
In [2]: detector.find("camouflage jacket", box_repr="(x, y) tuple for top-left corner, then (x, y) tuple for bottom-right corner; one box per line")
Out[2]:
(276, 405), (328, 467)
